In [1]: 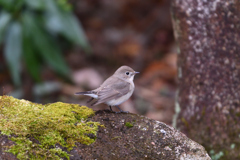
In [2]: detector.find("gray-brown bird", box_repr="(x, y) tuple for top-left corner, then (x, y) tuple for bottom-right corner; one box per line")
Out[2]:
(75, 66), (139, 113)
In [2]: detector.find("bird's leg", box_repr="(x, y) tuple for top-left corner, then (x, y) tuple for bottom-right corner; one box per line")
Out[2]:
(115, 106), (129, 114)
(109, 106), (113, 112)
(87, 97), (94, 103)
(91, 101), (97, 106)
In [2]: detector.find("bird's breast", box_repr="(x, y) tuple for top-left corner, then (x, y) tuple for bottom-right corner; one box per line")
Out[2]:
(106, 87), (134, 106)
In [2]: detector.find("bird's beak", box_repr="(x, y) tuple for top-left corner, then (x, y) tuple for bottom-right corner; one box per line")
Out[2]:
(134, 71), (140, 75)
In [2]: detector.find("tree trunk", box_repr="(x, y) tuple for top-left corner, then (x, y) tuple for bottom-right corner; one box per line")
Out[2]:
(171, 0), (240, 159)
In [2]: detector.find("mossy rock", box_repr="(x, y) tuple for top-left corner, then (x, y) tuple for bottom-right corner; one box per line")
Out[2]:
(125, 122), (134, 128)
(0, 96), (101, 160)
(0, 96), (210, 160)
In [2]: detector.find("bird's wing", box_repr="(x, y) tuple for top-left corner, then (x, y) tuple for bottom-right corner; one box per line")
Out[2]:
(93, 77), (130, 105)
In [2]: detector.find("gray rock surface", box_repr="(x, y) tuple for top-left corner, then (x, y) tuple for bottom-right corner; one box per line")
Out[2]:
(172, 0), (240, 159)
(0, 110), (211, 160)
(71, 110), (210, 160)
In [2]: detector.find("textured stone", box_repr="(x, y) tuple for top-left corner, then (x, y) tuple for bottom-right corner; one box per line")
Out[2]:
(172, 0), (240, 159)
(0, 110), (210, 160)
(71, 110), (210, 160)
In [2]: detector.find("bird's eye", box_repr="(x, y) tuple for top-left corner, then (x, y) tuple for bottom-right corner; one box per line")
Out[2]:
(126, 72), (129, 75)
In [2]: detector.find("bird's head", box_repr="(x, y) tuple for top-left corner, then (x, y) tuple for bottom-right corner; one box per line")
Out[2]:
(114, 66), (139, 81)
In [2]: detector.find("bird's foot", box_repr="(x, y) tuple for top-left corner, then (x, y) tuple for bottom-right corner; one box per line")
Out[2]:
(115, 111), (129, 114)
(107, 106), (129, 113)
(115, 106), (129, 113)
(108, 109), (115, 113)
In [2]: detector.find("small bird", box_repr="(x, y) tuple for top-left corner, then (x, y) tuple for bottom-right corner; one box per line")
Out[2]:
(75, 66), (139, 113)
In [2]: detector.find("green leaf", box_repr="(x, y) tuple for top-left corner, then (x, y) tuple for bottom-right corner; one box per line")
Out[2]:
(1, 0), (25, 12)
(0, 11), (11, 43)
(36, 35), (70, 77)
(22, 13), (69, 77)
(0, 0), (14, 9)
(44, 7), (63, 34)
(60, 12), (91, 52)
(12, 0), (25, 11)
(22, 13), (42, 82)
(4, 21), (22, 86)
(43, 0), (91, 52)
(25, 0), (44, 10)
(22, 34), (41, 82)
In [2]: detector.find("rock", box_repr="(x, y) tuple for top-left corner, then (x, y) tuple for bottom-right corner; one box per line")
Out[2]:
(0, 96), (210, 160)
(172, 0), (240, 159)
(70, 110), (211, 160)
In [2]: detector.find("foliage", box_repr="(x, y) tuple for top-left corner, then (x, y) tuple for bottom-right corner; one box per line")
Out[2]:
(125, 122), (133, 128)
(209, 150), (224, 160)
(0, 96), (101, 160)
(0, 0), (91, 86)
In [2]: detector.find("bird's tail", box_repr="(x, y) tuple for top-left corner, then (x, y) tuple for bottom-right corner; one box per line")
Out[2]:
(75, 91), (91, 95)
(75, 91), (98, 99)
(75, 91), (95, 104)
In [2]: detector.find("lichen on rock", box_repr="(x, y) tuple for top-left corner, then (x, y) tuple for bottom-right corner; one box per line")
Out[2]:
(72, 110), (211, 160)
(0, 96), (210, 160)
(0, 96), (101, 160)
(125, 122), (134, 128)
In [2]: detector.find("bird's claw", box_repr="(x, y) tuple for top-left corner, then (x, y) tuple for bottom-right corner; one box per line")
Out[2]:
(115, 111), (129, 114)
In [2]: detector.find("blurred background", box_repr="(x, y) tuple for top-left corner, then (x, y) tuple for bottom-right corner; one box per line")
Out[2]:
(0, 0), (177, 125)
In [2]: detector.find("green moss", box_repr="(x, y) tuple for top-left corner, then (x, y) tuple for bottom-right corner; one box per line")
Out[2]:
(209, 150), (224, 160)
(0, 96), (101, 160)
(125, 122), (133, 128)
(111, 136), (121, 140)
(181, 117), (189, 128)
(201, 106), (206, 116)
